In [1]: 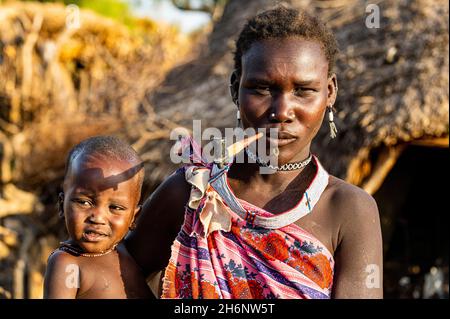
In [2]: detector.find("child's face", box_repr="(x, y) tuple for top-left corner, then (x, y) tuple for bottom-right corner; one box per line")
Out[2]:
(62, 153), (141, 253)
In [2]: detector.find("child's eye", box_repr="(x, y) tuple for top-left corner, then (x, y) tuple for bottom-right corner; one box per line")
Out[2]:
(71, 199), (92, 207)
(110, 205), (126, 213)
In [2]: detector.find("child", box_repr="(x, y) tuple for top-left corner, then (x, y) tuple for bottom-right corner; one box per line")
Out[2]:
(44, 135), (153, 299)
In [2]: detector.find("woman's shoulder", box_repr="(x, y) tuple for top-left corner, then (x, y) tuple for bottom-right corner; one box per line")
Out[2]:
(135, 166), (192, 233)
(153, 166), (192, 204)
(325, 175), (379, 220)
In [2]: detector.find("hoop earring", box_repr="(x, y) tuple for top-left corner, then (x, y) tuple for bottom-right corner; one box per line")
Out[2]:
(328, 105), (338, 139)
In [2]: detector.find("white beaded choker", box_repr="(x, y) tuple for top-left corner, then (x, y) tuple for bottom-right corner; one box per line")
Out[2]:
(245, 148), (312, 171)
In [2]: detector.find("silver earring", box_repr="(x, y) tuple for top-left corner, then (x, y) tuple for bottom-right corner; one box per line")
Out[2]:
(236, 109), (241, 127)
(328, 105), (338, 139)
(269, 112), (276, 120)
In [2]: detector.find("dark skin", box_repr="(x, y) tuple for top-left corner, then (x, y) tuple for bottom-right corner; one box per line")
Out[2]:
(44, 153), (153, 299)
(126, 37), (383, 298)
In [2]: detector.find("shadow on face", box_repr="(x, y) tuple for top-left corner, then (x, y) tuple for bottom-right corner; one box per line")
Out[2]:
(61, 154), (144, 253)
(65, 150), (144, 194)
(72, 162), (144, 193)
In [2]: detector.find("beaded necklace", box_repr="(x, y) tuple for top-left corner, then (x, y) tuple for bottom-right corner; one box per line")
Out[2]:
(59, 242), (118, 257)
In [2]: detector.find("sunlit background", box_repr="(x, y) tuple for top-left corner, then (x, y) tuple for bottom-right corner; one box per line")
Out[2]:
(0, 0), (448, 299)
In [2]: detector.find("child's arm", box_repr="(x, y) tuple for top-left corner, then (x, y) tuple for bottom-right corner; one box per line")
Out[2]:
(43, 250), (79, 299)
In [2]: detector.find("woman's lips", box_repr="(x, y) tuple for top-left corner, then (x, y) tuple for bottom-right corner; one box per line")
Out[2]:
(266, 132), (298, 147)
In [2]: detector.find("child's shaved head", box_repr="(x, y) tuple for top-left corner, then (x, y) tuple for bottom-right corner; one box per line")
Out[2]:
(64, 135), (144, 193)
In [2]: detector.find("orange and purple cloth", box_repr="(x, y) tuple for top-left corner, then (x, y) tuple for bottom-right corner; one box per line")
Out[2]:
(161, 137), (334, 299)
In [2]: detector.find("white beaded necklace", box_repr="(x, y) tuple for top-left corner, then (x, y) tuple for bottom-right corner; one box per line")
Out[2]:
(245, 148), (312, 171)
(210, 155), (329, 229)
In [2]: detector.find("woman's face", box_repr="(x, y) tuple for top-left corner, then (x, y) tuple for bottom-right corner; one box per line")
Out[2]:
(237, 37), (337, 164)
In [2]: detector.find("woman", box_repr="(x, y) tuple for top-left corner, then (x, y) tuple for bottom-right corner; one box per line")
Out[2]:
(125, 6), (383, 299)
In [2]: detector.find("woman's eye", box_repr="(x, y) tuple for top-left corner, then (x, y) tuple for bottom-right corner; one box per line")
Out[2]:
(294, 87), (314, 96)
(253, 87), (270, 95)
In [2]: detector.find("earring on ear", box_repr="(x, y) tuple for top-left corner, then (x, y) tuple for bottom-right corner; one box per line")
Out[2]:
(328, 105), (338, 139)
(236, 108), (241, 127)
(229, 81), (240, 127)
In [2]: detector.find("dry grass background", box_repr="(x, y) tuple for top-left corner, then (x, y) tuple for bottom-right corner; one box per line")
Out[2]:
(0, 1), (200, 298)
(1, 0), (448, 299)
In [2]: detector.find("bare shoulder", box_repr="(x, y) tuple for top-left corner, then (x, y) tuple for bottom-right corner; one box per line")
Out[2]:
(138, 167), (191, 228)
(44, 249), (80, 298)
(161, 167), (192, 197)
(326, 178), (383, 299)
(46, 249), (79, 270)
(326, 175), (380, 227)
(146, 167), (191, 210)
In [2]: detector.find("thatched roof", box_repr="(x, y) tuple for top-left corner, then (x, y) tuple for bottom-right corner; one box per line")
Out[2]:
(147, 0), (449, 194)
(0, 0), (447, 299)
(0, 2), (192, 298)
(0, 1), (191, 198)
(312, 0), (449, 193)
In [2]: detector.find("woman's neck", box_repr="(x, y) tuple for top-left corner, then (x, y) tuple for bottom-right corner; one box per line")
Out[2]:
(228, 152), (315, 191)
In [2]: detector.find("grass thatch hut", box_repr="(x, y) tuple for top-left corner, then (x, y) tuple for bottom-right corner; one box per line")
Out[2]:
(309, 0), (449, 298)
(146, 0), (449, 298)
(0, 1), (193, 298)
(0, 0), (448, 298)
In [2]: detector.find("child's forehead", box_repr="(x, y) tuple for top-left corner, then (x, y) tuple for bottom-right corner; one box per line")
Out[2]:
(71, 152), (133, 172)
(65, 152), (141, 190)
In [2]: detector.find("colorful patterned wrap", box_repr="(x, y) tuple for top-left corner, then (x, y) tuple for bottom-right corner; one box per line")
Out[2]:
(161, 137), (334, 299)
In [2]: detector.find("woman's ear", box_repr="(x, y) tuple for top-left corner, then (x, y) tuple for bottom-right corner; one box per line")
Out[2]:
(327, 73), (338, 106)
(57, 192), (64, 218)
(229, 70), (240, 106)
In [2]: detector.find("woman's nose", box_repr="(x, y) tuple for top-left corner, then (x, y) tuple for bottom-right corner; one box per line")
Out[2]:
(269, 93), (295, 123)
